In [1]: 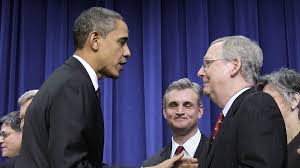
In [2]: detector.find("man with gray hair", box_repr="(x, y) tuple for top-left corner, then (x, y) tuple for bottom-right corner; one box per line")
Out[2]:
(15, 7), (131, 168)
(17, 90), (38, 130)
(197, 36), (286, 168)
(143, 78), (207, 168)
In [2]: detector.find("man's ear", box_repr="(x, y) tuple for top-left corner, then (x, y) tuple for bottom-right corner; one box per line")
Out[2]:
(291, 93), (300, 111)
(230, 58), (241, 77)
(198, 105), (204, 119)
(163, 109), (167, 119)
(88, 31), (101, 51)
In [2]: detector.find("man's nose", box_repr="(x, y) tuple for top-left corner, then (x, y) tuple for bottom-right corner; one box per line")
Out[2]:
(123, 45), (131, 58)
(0, 137), (4, 144)
(176, 106), (185, 115)
(197, 66), (205, 78)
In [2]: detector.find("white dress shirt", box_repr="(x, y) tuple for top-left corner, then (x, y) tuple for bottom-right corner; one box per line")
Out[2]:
(222, 87), (250, 116)
(170, 129), (201, 158)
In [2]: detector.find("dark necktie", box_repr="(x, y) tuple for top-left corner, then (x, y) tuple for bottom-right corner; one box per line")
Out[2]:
(96, 88), (100, 99)
(211, 112), (224, 144)
(174, 146), (184, 156)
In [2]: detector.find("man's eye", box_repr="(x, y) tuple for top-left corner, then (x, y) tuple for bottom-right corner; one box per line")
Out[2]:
(184, 103), (193, 107)
(118, 41), (125, 46)
(168, 103), (177, 107)
(118, 38), (127, 46)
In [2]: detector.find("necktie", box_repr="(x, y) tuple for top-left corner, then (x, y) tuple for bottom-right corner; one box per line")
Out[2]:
(211, 112), (224, 144)
(174, 146), (184, 156)
(96, 88), (100, 99)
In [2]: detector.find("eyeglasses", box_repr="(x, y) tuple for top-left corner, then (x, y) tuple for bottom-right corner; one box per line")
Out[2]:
(0, 131), (16, 139)
(202, 58), (226, 68)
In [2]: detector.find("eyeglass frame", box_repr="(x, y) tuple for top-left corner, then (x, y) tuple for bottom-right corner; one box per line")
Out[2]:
(0, 130), (18, 139)
(202, 58), (227, 68)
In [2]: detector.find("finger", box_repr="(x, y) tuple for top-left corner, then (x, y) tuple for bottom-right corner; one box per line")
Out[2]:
(180, 157), (198, 163)
(297, 148), (300, 156)
(174, 162), (198, 168)
(153, 153), (184, 168)
(171, 152), (184, 162)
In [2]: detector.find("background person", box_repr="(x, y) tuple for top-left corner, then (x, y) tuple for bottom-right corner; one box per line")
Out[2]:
(17, 90), (38, 130)
(258, 68), (300, 168)
(0, 111), (21, 158)
(143, 78), (208, 167)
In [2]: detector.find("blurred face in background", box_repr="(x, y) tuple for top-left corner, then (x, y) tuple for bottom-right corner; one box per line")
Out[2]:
(262, 84), (290, 119)
(163, 88), (203, 136)
(0, 124), (22, 158)
(19, 99), (32, 130)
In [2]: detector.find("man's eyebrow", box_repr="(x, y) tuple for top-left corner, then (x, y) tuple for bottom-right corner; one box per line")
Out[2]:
(118, 37), (128, 42)
(168, 101), (178, 105)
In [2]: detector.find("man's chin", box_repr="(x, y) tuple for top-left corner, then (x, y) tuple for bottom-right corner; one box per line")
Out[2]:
(110, 73), (120, 79)
(103, 71), (120, 79)
(203, 88), (210, 96)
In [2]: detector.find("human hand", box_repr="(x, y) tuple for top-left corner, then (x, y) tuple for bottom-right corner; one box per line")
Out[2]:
(297, 148), (300, 156)
(173, 156), (198, 168)
(146, 152), (198, 168)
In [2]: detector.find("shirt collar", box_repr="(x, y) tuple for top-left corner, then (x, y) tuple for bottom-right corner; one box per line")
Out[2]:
(222, 87), (250, 116)
(73, 55), (98, 91)
(171, 129), (201, 158)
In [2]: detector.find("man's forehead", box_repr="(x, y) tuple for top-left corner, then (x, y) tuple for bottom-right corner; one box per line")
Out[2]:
(1, 124), (12, 131)
(115, 20), (128, 33)
(205, 43), (223, 59)
(166, 89), (198, 100)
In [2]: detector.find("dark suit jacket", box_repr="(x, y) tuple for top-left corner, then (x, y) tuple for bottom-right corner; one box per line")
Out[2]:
(0, 157), (17, 168)
(15, 57), (104, 168)
(205, 88), (287, 168)
(143, 133), (208, 167)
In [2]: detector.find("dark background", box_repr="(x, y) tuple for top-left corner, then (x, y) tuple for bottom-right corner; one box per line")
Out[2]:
(1, 0), (299, 166)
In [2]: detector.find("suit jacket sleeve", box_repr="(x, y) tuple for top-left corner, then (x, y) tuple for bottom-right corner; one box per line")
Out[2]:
(143, 146), (171, 167)
(236, 92), (287, 168)
(48, 80), (101, 168)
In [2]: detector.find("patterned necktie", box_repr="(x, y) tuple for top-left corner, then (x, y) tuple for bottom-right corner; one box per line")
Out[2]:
(211, 112), (224, 144)
(174, 146), (184, 156)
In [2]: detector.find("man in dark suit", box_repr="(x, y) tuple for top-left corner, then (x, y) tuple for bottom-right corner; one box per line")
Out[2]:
(143, 78), (208, 167)
(197, 36), (287, 168)
(15, 7), (131, 168)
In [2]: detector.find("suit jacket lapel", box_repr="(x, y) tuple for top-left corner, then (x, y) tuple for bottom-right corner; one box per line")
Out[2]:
(65, 57), (104, 126)
(224, 88), (254, 119)
(65, 57), (93, 85)
(206, 88), (255, 167)
(160, 143), (172, 160)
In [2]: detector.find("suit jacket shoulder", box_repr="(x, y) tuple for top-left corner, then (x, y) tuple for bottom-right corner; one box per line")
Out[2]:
(206, 88), (287, 168)
(143, 144), (172, 167)
(16, 57), (104, 168)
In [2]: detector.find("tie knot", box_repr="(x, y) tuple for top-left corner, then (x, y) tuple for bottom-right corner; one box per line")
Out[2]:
(175, 146), (184, 155)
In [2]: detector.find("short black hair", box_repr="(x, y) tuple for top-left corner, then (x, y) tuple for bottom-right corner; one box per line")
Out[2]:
(0, 111), (21, 132)
(73, 7), (124, 49)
